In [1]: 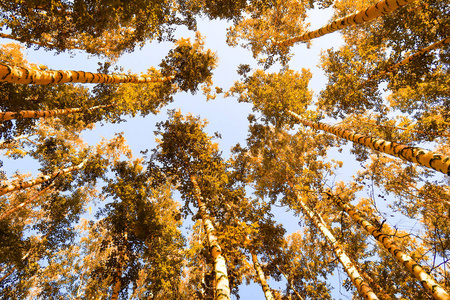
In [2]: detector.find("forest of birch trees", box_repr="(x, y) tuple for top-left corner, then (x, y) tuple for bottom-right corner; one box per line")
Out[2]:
(0, 0), (449, 299)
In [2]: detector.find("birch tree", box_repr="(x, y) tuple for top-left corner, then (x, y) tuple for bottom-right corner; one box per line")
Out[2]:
(0, 104), (114, 122)
(0, 131), (133, 298)
(0, 63), (172, 85)
(288, 111), (450, 176)
(251, 251), (275, 300)
(228, 70), (387, 297)
(354, 152), (450, 285)
(291, 187), (379, 300)
(319, 0), (449, 132)
(0, 39), (217, 140)
(152, 110), (231, 299)
(64, 159), (185, 300)
(0, 43), (91, 139)
(274, 0), (415, 47)
(326, 190), (450, 299)
(0, 160), (86, 196)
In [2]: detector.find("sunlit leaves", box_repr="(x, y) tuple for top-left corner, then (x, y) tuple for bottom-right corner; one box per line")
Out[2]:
(228, 68), (313, 127)
(0, 0), (196, 57)
(78, 159), (185, 299)
(319, 44), (383, 118)
(160, 33), (218, 95)
(227, 0), (310, 68)
(152, 110), (227, 211)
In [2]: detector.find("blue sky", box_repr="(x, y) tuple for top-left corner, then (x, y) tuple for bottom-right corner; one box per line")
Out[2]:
(0, 6), (401, 299)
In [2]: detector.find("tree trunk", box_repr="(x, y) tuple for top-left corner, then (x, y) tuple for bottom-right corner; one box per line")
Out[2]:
(329, 192), (450, 300)
(110, 270), (122, 300)
(0, 104), (114, 121)
(288, 182), (379, 300)
(0, 159), (87, 196)
(0, 32), (57, 48)
(109, 260), (122, 300)
(0, 183), (54, 221)
(364, 36), (450, 83)
(0, 63), (173, 85)
(274, 0), (414, 47)
(274, 264), (304, 300)
(348, 255), (396, 300)
(386, 36), (450, 74)
(111, 233), (127, 300)
(191, 176), (231, 300)
(0, 134), (32, 148)
(251, 251), (275, 300)
(0, 267), (14, 284)
(288, 111), (450, 176)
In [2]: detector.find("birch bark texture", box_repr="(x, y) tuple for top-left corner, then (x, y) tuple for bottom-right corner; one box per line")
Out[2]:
(289, 184), (379, 300)
(288, 111), (450, 176)
(0, 159), (86, 196)
(251, 251), (275, 300)
(0, 183), (54, 221)
(0, 63), (173, 85)
(191, 176), (231, 300)
(0, 104), (114, 121)
(274, 0), (414, 47)
(329, 192), (450, 300)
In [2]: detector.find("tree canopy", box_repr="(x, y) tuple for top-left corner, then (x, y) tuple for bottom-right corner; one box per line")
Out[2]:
(1, 0), (449, 299)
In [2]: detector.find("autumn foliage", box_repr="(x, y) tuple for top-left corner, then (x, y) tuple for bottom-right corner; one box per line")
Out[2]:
(1, 0), (449, 299)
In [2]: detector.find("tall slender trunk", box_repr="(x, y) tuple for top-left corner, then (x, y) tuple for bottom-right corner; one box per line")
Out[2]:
(0, 63), (173, 85)
(275, 264), (304, 300)
(0, 183), (54, 221)
(274, 264), (304, 300)
(274, 0), (414, 47)
(363, 36), (450, 83)
(251, 251), (275, 300)
(111, 233), (127, 300)
(0, 134), (32, 148)
(0, 159), (87, 196)
(348, 255), (396, 300)
(288, 181), (379, 300)
(288, 111), (450, 176)
(329, 192), (450, 300)
(386, 36), (450, 75)
(191, 176), (231, 300)
(0, 104), (114, 121)
(110, 256), (123, 300)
